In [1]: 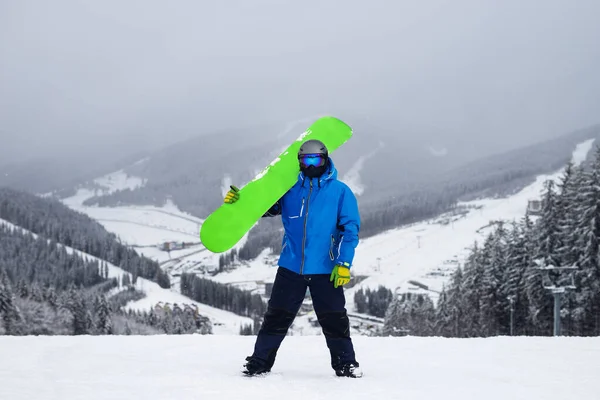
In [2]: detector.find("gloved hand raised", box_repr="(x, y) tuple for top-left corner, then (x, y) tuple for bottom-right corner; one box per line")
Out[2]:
(330, 262), (351, 288)
(224, 185), (240, 204)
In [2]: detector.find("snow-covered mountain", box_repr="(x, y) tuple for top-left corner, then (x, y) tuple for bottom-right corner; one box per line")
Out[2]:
(57, 132), (596, 335)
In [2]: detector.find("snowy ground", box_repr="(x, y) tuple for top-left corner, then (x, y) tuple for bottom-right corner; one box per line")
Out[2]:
(1, 335), (599, 400)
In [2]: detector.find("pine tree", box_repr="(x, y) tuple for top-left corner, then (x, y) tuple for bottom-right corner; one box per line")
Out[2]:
(16, 279), (29, 298)
(557, 164), (586, 270)
(558, 164), (585, 332)
(64, 287), (89, 335)
(433, 287), (451, 336)
(382, 292), (435, 336)
(382, 294), (404, 336)
(45, 287), (58, 310)
(0, 268), (23, 335)
(479, 224), (509, 336)
(172, 317), (184, 334)
(354, 288), (367, 314)
(239, 323), (253, 335)
(572, 146), (600, 335)
(435, 267), (464, 337)
(525, 179), (560, 335)
(499, 221), (531, 335)
(122, 273), (131, 287)
(413, 294), (436, 335)
(95, 295), (113, 335)
(535, 180), (562, 268)
(460, 242), (485, 336)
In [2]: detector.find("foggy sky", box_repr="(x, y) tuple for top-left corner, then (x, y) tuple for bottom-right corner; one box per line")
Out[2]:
(1, 0), (600, 163)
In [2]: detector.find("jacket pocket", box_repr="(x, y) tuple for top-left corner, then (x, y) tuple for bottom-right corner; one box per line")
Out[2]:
(289, 197), (305, 219)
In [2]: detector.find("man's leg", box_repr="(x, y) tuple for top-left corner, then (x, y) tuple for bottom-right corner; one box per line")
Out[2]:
(308, 274), (360, 375)
(245, 266), (307, 373)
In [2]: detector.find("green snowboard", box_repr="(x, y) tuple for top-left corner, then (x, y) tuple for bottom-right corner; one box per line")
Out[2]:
(199, 116), (353, 253)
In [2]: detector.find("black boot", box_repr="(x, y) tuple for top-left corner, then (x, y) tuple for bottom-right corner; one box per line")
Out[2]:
(241, 356), (271, 376)
(241, 347), (279, 377)
(334, 361), (363, 378)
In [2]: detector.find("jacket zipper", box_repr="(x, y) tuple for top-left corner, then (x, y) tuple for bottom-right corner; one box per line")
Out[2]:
(300, 180), (313, 274)
(329, 235), (335, 261)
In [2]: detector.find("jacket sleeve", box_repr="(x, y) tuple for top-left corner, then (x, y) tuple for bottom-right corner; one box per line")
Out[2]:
(336, 186), (360, 267)
(262, 199), (282, 218)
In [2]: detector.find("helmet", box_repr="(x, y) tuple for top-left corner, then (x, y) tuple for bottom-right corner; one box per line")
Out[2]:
(298, 139), (328, 157)
(298, 139), (329, 178)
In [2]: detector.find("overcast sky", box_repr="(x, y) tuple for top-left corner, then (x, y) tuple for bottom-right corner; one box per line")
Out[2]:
(1, 0), (600, 163)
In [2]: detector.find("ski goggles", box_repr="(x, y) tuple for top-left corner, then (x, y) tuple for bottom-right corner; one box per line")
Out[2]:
(299, 154), (326, 168)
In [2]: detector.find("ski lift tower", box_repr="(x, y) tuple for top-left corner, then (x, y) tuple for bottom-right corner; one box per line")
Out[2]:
(534, 259), (577, 336)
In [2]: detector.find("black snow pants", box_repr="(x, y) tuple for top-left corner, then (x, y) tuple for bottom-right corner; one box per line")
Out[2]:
(250, 266), (357, 370)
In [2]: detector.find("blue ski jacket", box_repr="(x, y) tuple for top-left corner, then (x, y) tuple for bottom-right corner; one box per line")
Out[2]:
(264, 157), (360, 275)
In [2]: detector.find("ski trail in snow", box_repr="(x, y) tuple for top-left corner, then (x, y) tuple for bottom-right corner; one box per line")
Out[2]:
(92, 170), (147, 194)
(222, 174), (233, 196)
(342, 141), (384, 196)
(571, 138), (595, 164)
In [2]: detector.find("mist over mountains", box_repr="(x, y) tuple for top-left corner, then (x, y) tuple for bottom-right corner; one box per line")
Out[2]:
(2, 110), (600, 246)
(79, 116), (472, 215)
(28, 119), (595, 246)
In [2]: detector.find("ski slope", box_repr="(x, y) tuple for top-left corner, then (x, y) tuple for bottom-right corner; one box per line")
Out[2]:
(0, 217), (252, 334)
(1, 335), (598, 400)
(61, 169), (246, 266)
(63, 188), (202, 247)
(345, 137), (596, 303)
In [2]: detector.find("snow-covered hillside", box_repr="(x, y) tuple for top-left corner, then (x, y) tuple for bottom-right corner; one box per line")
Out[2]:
(1, 335), (598, 400)
(346, 137), (596, 303)
(62, 168), (247, 269)
(0, 217), (251, 335)
(59, 138), (595, 334)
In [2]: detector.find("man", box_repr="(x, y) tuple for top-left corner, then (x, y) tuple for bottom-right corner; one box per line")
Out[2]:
(224, 139), (362, 378)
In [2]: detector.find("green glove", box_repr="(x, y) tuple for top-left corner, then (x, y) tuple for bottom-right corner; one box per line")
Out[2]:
(224, 185), (240, 204)
(330, 262), (351, 288)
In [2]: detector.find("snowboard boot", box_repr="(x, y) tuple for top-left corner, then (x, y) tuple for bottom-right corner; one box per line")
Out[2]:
(241, 356), (271, 376)
(334, 362), (363, 378)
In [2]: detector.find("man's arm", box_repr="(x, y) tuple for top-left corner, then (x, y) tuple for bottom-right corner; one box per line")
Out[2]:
(225, 185), (282, 218)
(336, 186), (360, 266)
(263, 199), (282, 217)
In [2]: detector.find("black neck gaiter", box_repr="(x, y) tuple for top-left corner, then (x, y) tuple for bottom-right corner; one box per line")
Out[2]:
(302, 164), (327, 179)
